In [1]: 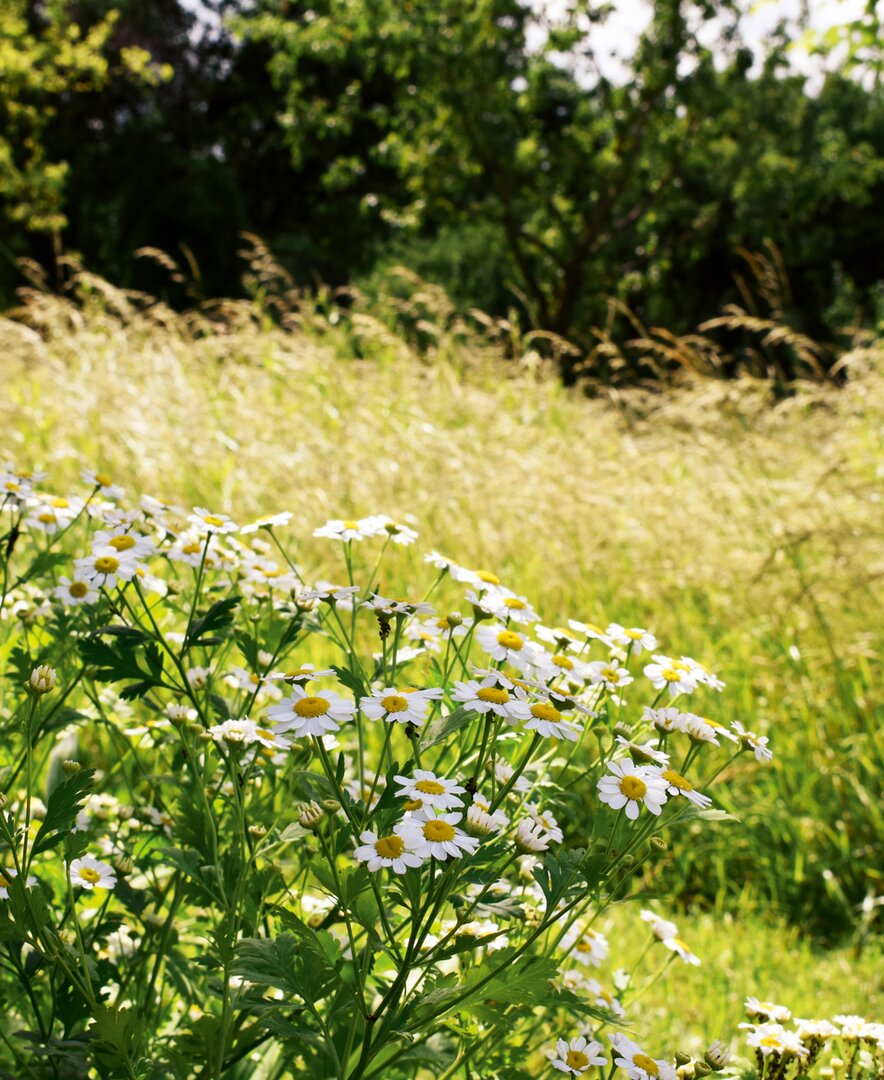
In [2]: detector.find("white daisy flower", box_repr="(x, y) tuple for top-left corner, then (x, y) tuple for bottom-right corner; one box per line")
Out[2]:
(241, 512), (292, 534)
(640, 908), (679, 941)
(731, 721), (773, 761)
(476, 586), (539, 625)
(24, 497), (80, 534)
(81, 469), (125, 500)
(466, 792), (509, 834)
(188, 507), (238, 535)
(610, 1035), (677, 1080)
(528, 645), (592, 683)
(353, 830), (424, 873)
(658, 767), (713, 808)
(313, 517), (382, 542)
(552, 1035), (608, 1074)
(53, 575), (99, 606)
(563, 925), (610, 968)
(663, 936), (701, 965)
(361, 687), (443, 727)
(449, 563), (504, 587)
(527, 805), (564, 843)
(69, 855), (117, 891)
(524, 700), (582, 740)
(167, 531), (211, 567)
(644, 706), (689, 734)
(394, 770), (465, 810)
(793, 1019), (840, 1040)
(74, 547), (138, 589)
(534, 624), (583, 649)
(494, 758), (533, 794)
(586, 657), (635, 690)
(679, 656), (725, 691)
(266, 684), (356, 737)
(615, 736), (670, 765)
(567, 619), (613, 645)
(745, 998), (793, 1022)
(644, 655), (698, 696)
(451, 676), (531, 723)
(186, 665), (212, 689)
(606, 623), (658, 655)
(265, 664), (337, 685)
(514, 817), (551, 852)
(361, 515), (418, 545)
(475, 623), (532, 667)
(597, 758), (669, 820)
(744, 1023), (806, 1058)
(580, 976), (625, 1017)
(0, 868), (37, 899)
(362, 593), (436, 617)
(396, 810), (479, 860)
(92, 526), (155, 560)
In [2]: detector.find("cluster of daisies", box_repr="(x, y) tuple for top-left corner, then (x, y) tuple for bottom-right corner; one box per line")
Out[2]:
(740, 999), (884, 1074)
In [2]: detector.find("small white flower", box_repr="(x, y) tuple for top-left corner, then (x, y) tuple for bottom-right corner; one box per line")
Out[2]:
(241, 512), (292, 534)
(361, 687), (443, 727)
(610, 1034), (677, 1080)
(69, 855), (117, 891)
(640, 908), (679, 941)
(731, 720), (773, 761)
(0, 868), (37, 899)
(91, 526), (155, 560)
(744, 1023), (807, 1058)
(451, 676), (531, 723)
(188, 507), (238, 535)
(527, 805), (563, 843)
(587, 657), (634, 690)
(394, 770), (465, 810)
(466, 793), (509, 835)
(81, 469), (124, 500)
(663, 936), (701, 965)
(313, 517), (382, 542)
(606, 623), (658, 655)
(75, 547), (138, 589)
(524, 700), (582, 740)
(562, 924), (610, 968)
(53, 575), (100, 606)
(643, 655), (698, 697)
(361, 515), (418, 545)
(475, 623), (532, 667)
(396, 810), (478, 860)
(644, 706), (689, 734)
(793, 1019), (840, 1040)
(477, 586), (539, 625)
(744, 998), (792, 1022)
(514, 817), (551, 852)
(597, 758), (669, 820)
(657, 767), (713, 808)
(552, 1034), (608, 1074)
(266, 684), (356, 738)
(26, 665), (56, 695)
(353, 830), (424, 873)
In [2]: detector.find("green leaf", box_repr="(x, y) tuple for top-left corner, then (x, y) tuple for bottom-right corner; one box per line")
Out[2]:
(232, 931), (343, 1004)
(31, 769), (94, 857)
(185, 595), (241, 648)
(88, 1005), (142, 1070)
(420, 705), (472, 750)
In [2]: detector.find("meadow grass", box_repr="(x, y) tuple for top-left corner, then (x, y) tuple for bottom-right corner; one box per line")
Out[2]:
(1, 275), (881, 1047)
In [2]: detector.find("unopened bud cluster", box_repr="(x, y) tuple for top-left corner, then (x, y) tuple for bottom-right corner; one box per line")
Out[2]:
(26, 666), (56, 696)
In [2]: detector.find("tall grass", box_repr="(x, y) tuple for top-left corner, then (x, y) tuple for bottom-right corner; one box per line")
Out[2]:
(1, 262), (881, 941)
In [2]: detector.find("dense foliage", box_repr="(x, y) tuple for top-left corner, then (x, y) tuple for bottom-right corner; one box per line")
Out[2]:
(1, 0), (883, 379)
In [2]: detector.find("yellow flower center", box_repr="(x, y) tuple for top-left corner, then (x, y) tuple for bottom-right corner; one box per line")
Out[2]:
(566, 1050), (590, 1070)
(476, 570), (500, 584)
(375, 835), (405, 859)
(203, 514), (225, 527)
(95, 473), (113, 487)
(69, 581), (89, 598)
(94, 556), (119, 574)
(381, 694), (408, 713)
(600, 988), (613, 1005)
(294, 696), (330, 718)
(51, 498), (69, 508)
(634, 1055), (660, 1076)
(672, 660), (690, 671)
(37, 513), (55, 523)
(760, 1037), (783, 1049)
(109, 535), (137, 551)
(78, 867), (102, 884)
(0, 874), (8, 888)
(415, 779), (445, 795)
(552, 654), (574, 669)
(503, 597), (526, 610)
(477, 687), (510, 704)
(625, 629), (645, 639)
(343, 519), (360, 530)
(619, 775), (647, 800)
(497, 630), (524, 651)
(601, 666), (620, 681)
(423, 820), (455, 842)
(530, 702), (563, 722)
(260, 566), (284, 577)
(403, 798), (422, 811)
(4, 481), (20, 491)
(662, 769), (693, 792)
(662, 668), (681, 682)
(182, 542), (202, 554)
(255, 727), (274, 741)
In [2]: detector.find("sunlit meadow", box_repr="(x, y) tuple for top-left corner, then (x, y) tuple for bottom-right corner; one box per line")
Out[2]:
(0, 271), (881, 1077)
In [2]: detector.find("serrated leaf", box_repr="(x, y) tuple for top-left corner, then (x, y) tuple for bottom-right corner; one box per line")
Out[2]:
(185, 595), (241, 648)
(31, 769), (94, 856)
(420, 705), (472, 750)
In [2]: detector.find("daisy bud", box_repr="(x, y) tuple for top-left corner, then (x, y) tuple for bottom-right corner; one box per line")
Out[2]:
(248, 825), (267, 838)
(298, 801), (324, 831)
(650, 836), (667, 850)
(465, 803), (497, 837)
(26, 665), (56, 696)
(613, 722), (633, 738)
(676, 1052), (693, 1067)
(677, 1064), (695, 1080)
(62, 760), (82, 775)
(321, 800), (341, 816)
(694, 1064), (712, 1076)
(0, 793), (7, 809)
(514, 818), (549, 852)
(113, 855), (133, 876)
(705, 1041), (732, 1071)
(198, 732), (213, 743)
(820, 1070), (835, 1078)
(445, 612), (463, 629)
